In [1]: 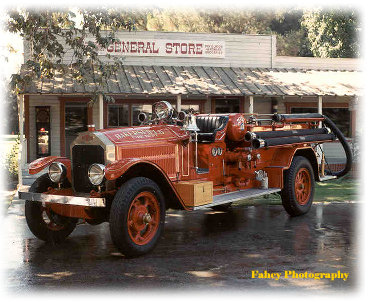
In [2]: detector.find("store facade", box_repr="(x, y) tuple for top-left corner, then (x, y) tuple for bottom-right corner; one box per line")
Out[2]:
(18, 31), (361, 183)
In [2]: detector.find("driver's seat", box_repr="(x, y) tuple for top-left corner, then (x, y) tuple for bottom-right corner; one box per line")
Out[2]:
(196, 115), (229, 143)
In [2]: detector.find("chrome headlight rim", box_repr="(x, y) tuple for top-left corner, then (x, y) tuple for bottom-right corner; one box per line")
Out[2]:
(211, 147), (218, 157)
(48, 162), (67, 183)
(88, 163), (106, 186)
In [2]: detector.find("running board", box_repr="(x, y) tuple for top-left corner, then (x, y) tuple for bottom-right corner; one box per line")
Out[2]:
(318, 175), (337, 182)
(193, 188), (281, 210)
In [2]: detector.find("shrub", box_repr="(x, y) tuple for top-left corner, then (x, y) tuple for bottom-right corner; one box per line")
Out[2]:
(4, 137), (20, 182)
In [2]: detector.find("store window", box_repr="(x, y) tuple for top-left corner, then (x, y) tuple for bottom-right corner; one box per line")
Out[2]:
(108, 104), (129, 127)
(215, 99), (239, 113)
(35, 106), (51, 158)
(181, 104), (200, 113)
(291, 107), (350, 137)
(108, 102), (202, 127)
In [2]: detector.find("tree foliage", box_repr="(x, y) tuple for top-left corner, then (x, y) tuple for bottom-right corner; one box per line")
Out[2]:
(301, 9), (360, 58)
(7, 9), (134, 100)
(119, 8), (313, 56)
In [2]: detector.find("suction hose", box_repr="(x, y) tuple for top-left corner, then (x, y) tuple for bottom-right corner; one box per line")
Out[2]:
(271, 113), (353, 178)
(322, 115), (353, 178)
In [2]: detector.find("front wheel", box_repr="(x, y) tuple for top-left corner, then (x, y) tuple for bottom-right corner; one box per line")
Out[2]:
(25, 174), (77, 243)
(109, 177), (165, 257)
(281, 156), (315, 216)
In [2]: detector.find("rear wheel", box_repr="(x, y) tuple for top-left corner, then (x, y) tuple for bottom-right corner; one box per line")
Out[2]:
(281, 156), (315, 216)
(109, 177), (165, 257)
(25, 174), (77, 243)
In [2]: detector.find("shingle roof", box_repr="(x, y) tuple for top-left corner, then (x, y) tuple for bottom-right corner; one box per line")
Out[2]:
(21, 65), (361, 96)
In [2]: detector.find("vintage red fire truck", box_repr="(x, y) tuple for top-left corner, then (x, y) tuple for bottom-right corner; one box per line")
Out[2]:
(19, 101), (352, 257)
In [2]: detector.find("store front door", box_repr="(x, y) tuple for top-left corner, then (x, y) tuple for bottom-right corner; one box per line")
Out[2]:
(65, 103), (88, 158)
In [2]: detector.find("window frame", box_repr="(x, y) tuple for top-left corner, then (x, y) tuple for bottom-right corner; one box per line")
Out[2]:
(107, 104), (130, 128)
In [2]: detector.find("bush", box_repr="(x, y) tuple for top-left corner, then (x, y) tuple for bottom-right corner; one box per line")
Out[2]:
(4, 137), (20, 182)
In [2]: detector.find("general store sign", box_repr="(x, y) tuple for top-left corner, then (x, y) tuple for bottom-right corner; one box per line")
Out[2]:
(95, 39), (225, 58)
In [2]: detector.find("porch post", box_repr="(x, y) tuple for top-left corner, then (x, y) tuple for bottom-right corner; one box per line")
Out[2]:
(318, 95), (323, 115)
(176, 94), (182, 112)
(350, 96), (358, 138)
(317, 95), (324, 163)
(17, 94), (25, 186)
(245, 95), (254, 114)
(98, 94), (104, 130)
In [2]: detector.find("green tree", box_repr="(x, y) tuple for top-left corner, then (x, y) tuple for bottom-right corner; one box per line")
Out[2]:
(301, 9), (359, 58)
(7, 9), (134, 100)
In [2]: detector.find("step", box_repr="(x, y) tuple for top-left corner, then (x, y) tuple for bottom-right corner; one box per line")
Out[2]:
(319, 175), (337, 182)
(193, 187), (281, 210)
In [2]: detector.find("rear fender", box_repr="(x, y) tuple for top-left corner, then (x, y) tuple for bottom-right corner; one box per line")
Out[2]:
(105, 158), (190, 211)
(28, 156), (72, 181)
(265, 147), (319, 188)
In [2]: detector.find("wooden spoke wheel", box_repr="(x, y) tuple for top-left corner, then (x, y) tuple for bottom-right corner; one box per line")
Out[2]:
(110, 177), (165, 257)
(127, 192), (160, 245)
(294, 168), (312, 206)
(281, 156), (315, 217)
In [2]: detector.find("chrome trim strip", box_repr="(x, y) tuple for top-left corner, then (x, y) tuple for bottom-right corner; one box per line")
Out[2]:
(94, 132), (117, 163)
(18, 191), (106, 207)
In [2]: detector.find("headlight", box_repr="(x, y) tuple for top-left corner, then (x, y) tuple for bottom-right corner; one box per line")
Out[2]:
(88, 164), (105, 186)
(48, 162), (67, 183)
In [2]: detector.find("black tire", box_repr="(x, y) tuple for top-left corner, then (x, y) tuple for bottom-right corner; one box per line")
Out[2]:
(25, 174), (77, 243)
(211, 202), (232, 211)
(109, 177), (166, 257)
(281, 156), (315, 217)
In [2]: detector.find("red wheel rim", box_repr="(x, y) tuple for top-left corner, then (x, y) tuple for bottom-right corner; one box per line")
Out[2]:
(127, 192), (160, 245)
(41, 206), (65, 231)
(294, 167), (312, 205)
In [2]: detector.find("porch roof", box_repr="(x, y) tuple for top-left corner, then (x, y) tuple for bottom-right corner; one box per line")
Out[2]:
(20, 65), (361, 97)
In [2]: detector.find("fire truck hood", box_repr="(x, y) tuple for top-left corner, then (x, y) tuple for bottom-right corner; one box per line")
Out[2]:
(75, 124), (189, 148)
(99, 125), (189, 145)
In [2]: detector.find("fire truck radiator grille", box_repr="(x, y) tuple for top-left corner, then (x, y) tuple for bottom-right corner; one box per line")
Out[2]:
(72, 145), (105, 193)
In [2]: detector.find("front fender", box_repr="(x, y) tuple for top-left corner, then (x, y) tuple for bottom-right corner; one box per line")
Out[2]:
(28, 156), (72, 181)
(104, 158), (190, 211)
(105, 158), (160, 181)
